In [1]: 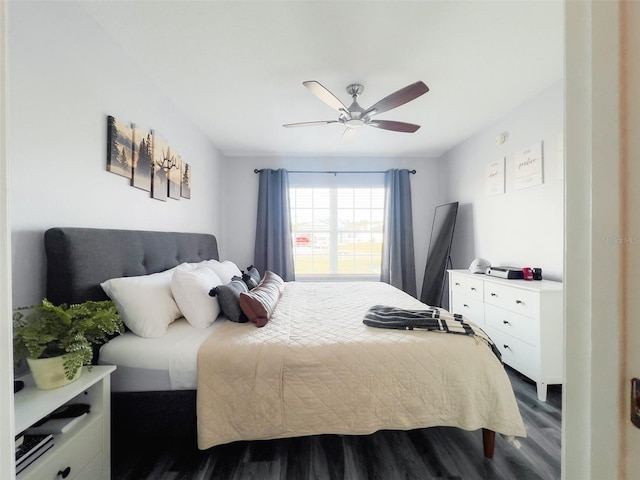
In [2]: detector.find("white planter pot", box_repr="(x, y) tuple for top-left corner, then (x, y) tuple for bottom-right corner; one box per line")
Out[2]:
(27, 355), (82, 390)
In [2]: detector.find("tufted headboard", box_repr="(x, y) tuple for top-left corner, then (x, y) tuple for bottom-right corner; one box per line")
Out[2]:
(44, 227), (219, 305)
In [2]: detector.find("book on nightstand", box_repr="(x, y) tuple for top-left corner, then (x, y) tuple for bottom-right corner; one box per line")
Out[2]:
(15, 433), (54, 474)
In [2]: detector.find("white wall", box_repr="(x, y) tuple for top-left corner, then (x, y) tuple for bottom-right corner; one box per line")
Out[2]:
(219, 156), (441, 295)
(7, 1), (224, 307)
(440, 81), (564, 281)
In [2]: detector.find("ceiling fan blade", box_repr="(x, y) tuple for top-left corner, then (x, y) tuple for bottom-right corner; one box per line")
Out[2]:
(364, 81), (429, 117)
(283, 120), (338, 128)
(369, 120), (421, 133)
(340, 127), (357, 144)
(303, 81), (348, 112)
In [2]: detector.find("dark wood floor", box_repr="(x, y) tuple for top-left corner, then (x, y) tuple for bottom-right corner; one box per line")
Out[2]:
(112, 367), (561, 480)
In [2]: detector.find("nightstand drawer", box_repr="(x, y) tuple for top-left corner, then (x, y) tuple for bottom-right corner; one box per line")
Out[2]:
(484, 283), (539, 317)
(450, 274), (484, 301)
(450, 295), (484, 324)
(74, 452), (103, 480)
(19, 416), (102, 480)
(484, 304), (538, 346)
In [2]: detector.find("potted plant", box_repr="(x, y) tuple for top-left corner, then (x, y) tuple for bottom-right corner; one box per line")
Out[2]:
(13, 299), (124, 390)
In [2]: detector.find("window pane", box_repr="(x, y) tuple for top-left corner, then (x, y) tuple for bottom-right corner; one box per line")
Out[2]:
(353, 209), (371, 230)
(293, 208), (313, 227)
(371, 208), (384, 228)
(337, 209), (353, 230)
(353, 189), (371, 208)
(314, 208), (330, 229)
(294, 188), (313, 208)
(337, 189), (353, 208)
(371, 189), (385, 208)
(314, 189), (330, 208)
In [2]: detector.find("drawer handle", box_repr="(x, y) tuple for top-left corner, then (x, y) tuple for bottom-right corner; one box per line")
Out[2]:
(515, 299), (524, 305)
(455, 282), (460, 286)
(491, 292), (497, 297)
(58, 467), (71, 479)
(463, 304), (469, 308)
(503, 344), (511, 350)
(471, 287), (477, 291)
(502, 320), (510, 325)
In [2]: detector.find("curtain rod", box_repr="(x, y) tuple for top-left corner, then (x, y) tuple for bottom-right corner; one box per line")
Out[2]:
(253, 169), (416, 175)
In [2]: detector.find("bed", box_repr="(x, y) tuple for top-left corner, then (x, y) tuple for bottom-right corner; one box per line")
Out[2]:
(44, 227), (526, 457)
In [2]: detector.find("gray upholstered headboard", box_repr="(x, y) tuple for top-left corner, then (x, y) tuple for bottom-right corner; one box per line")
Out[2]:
(44, 227), (219, 305)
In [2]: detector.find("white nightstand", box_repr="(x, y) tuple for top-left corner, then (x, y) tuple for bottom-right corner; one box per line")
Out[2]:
(14, 365), (115, 480)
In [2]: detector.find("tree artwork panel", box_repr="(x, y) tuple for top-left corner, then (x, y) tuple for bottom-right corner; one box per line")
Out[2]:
(152, 163), (168, 201)
(168, 155), (182, 200)
(152, 134), (174, 202)
(132, 126), (153, 192)
(181, 162), (191, 199)
(106, 116), (134, 178)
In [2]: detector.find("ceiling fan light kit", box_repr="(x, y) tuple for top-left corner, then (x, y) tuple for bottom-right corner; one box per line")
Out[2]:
(283, 80), (429, 144)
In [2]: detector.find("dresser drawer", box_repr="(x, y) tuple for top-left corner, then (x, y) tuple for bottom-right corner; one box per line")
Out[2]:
(484, 326), (539, 380)
(450, 294), (484, 324)
(483, 283), (539, 317)
(450, 274), (484, 301)
(19, 416), (102, 480)
(484, 304), (538, 346)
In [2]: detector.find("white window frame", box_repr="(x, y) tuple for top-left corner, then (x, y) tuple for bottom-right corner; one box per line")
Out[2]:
(289, 172), (385, 282)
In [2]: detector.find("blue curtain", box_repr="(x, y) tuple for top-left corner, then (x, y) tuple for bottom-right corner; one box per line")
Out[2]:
(254, 169), (295, 281)
(381, 169), (417, 297)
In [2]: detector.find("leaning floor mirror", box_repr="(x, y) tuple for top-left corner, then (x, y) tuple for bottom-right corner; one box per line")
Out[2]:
(420, 202), (459, 307)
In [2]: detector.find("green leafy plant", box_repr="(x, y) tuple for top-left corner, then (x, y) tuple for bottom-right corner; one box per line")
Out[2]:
(13, 299), (124, 380)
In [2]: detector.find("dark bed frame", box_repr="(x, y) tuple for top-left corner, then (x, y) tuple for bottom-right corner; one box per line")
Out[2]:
(44, 226), (497, 457)
(44, 227), (220, 444)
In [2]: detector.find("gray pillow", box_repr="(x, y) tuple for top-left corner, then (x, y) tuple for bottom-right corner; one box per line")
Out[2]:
(241, 271), (259, 290)
(245, 265), (261, 285)
(209, 277), (249, 322)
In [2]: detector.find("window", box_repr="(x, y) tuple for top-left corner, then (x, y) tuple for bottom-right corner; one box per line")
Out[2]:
(290, 186), (385, 278)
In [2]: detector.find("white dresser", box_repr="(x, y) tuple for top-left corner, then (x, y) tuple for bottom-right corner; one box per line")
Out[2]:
(448, 270), (563, 401)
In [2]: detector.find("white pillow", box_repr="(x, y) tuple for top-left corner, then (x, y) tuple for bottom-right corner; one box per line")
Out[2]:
(171, 266), (223, 328)
(200, 259), (242, 284)
(100, 266), (184, 338)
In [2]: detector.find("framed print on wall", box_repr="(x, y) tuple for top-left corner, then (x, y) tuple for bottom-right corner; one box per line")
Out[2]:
(106, 116), (134, 178)
(485, 157), (505, 196)
(514, 141), (544, 190)
(132, 126), (153, 192)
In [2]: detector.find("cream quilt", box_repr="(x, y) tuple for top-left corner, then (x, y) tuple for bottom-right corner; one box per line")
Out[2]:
(196, 281), (526, 449)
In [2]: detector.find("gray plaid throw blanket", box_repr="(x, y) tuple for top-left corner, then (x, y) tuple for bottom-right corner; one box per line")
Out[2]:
(363, 305), (502, 362)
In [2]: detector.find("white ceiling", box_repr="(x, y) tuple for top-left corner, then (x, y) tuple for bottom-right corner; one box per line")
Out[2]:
(80, 0), (564, 158)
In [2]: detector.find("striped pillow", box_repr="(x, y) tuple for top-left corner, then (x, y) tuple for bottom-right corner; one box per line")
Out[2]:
(238, 271), (284, 327)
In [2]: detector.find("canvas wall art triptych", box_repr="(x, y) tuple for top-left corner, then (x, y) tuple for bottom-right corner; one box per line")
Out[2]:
(106, 115), (191, 201)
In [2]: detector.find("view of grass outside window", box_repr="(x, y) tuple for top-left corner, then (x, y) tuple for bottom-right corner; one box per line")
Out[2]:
(290, 187), (385, 277)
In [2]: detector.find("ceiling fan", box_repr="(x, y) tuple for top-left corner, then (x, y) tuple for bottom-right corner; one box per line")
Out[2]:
(283, 80), (429, 144)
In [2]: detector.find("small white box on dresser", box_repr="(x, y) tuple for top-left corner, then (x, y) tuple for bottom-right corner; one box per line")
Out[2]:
(14, 365), (115, 480)
(448, 270), (563, 401)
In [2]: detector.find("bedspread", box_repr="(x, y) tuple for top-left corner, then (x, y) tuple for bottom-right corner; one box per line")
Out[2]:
(196, 281), (526, 449)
